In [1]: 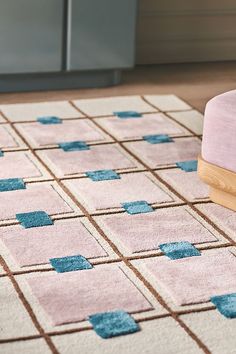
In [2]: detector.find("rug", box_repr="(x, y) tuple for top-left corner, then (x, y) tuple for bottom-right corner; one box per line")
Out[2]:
(0, 94), (235, 354)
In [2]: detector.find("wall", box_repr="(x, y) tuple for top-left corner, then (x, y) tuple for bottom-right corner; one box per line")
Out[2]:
(136, 0), (236, 64)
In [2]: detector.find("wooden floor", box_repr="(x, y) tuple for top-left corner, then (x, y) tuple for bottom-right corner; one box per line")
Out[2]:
(0, 61), (236, 112)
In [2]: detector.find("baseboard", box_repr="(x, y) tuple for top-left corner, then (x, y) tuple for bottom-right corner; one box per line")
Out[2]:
(0, 70), (121, 93)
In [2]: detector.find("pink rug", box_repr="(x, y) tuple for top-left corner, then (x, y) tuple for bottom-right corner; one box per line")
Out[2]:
(0, 95), (235, 354)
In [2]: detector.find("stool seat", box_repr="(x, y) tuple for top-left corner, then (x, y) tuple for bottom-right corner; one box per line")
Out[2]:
(198, 90), (236, 211)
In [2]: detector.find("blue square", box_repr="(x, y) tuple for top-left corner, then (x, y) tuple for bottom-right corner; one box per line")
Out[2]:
(16, 211), (53, 229)
(122, 201), (154, 214)
(89, 310), (140, 339)
(59, 141), (90, 152)
(0, 178), (25, 192)
(159, 241), (201, 260)
(37, 116), (62, 124)
(113, 111), (142, 119)
(50, 255), (93, 273)
(0, 150), (4, 157)
(86, 169), (120, 181)
(211, 293), (236, 318)
(176, 160), (198, 172)
(143, 134), (173, 144)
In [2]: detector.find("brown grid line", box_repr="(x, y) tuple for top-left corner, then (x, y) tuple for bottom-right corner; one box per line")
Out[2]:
(6, 131), (196, 150)
(0, 335), (42, 344)
(0, 240), (232, 280)
(0, 202), (188, 228)
(0, 305), (218, 345)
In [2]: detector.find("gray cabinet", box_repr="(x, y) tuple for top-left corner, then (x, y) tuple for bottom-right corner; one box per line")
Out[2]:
(0, 0), (63, 74)
(0, 0), (137, 91)
(69, 0), (137, 70)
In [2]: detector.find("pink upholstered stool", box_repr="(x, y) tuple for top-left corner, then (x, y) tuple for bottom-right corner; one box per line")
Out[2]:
(198, 90), (236, 211)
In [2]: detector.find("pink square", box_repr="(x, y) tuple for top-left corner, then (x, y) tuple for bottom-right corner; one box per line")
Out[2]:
(0, 125), (18, 149)
(144, 95), (191, 111)
(158, 169), (209, 201)
(64, 173), (174, 212)
(125, 137), (201, 168)
(197, 203), (236, 239)
(144, 250), (236, 305)
(96, 113), (187, 140)
(37, 145), (136, 177)
(97, 207), (217, 253)
(16, 120), (106, 147)
(0, 219), (106, 267)
(0, 101), (81, 122)
(73, 95), (154, 117)
(0, 152), (42, 179)
(27, 264), (152, 325)
(0, 184), (73, 221)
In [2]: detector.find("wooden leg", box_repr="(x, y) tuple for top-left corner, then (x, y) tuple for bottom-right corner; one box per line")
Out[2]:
(210, 187), (236, 212)
(198, 156), (236, 211)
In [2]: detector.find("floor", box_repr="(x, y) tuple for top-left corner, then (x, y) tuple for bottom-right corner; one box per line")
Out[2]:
(0, 61), (236, 112)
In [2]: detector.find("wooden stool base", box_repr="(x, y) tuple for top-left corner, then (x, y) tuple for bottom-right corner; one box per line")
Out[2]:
(198, 156), (236, 212)
(210, 187), (236, 212)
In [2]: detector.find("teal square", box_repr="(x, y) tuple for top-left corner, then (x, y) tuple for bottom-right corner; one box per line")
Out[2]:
(50, 255), (93, 273)
(122, 201), (154, 214)
(86, 170), (120, 181)
(211, 293), (236, 318)
(59, 141), (90, 152)
(37, 116), (62, 124)
(16, 211), (53, 228)
(0, 178), (25, 192)
(159, 241), (201, 259)
(113, 111), (142, 119)
(89, 310), (140, 339)
(176, 160), (198, 172)
(143, 134), (173, 144)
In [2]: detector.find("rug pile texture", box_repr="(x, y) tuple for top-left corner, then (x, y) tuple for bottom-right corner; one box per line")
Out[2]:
(0, 95), (235, 354)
